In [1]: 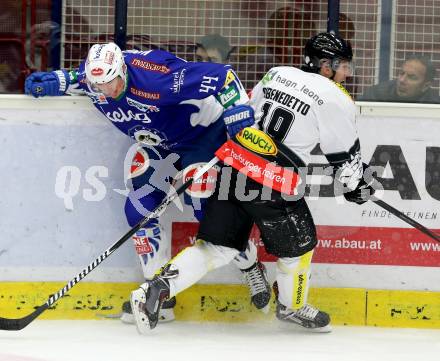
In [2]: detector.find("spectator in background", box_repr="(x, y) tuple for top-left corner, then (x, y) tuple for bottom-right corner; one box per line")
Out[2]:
(195, 34), (233, 64)
(339, 12), (355, 42)
(360, 55), (440, 103)
(338, 13), (358, 97)
(234, 5), (317, 91)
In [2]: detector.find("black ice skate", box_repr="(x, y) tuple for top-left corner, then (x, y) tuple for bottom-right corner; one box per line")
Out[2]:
(130, 264), (178, 334)
(276, 301), (332, 332)
(120, 296), (176, 324)
(241, 261), (271, 313)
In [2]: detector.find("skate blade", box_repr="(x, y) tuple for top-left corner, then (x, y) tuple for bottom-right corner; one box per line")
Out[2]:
(313, 324), (332, 333)
(158, 307), (175, 323)
(95, 312), (123, 319)
(119, 308), (174, 325)
(120, 312), (135, 324)
(278, 320), (333, 333)
(130, 288), (152, 334)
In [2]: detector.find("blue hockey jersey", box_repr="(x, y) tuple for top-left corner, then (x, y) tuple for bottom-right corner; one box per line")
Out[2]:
(68, 49), (249, 150)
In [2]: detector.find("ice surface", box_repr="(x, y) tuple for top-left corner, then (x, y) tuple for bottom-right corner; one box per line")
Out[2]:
(0, 320), (439, 361)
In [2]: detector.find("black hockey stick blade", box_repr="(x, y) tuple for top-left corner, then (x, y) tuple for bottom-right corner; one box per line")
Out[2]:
(0, 304), (48, 331)
(0, 157), (219, 331)
(373, 198), (440, 243)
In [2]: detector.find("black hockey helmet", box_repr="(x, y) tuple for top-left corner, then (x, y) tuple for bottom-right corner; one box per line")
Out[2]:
(303, 32), (353, 72)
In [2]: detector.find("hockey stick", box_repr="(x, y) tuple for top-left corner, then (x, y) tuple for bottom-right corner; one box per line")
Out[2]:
(372, 197), (440, 243)
(0, 156), (219, 331)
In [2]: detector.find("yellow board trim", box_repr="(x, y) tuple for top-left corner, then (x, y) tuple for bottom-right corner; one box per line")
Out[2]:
(175, 284), (366, 326)
(1, 282), (439, 328)
(0, 282), (138, 320)
(367, 290), (440, 328)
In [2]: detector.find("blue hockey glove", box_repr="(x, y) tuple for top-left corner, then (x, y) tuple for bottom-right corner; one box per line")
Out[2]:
(222, 104), (255, 137)
(25, 70), (70, 97)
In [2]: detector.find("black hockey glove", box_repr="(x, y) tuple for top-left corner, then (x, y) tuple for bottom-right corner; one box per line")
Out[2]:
(343, 177), (375, 205)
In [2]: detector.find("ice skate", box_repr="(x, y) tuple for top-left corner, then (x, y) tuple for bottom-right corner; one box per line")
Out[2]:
(130, 264), (178, 334)
(120, 296), (176, 324)
(241, 261), (271, 313)
(276, 301), (332, 333)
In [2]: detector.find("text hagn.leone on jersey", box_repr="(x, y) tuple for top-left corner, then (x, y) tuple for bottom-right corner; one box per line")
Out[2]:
(300, 84), (324, 106)
(273, 73), (298, 89)
(273, 73), (324, 106)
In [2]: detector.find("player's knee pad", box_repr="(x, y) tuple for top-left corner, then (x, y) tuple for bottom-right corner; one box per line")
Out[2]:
(276, 250), (314, 310)
(232, 241), (258, 270)
(132, 224), (167, 279)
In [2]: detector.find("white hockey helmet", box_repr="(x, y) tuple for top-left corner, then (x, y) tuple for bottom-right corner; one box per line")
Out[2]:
(85, 42), (126, 85)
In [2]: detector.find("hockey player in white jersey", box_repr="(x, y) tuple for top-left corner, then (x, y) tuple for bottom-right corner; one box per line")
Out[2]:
(130, 32), (374, 333)
(245, 32), (374, 329)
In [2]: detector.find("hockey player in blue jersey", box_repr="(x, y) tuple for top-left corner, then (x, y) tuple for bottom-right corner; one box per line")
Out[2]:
(24, 42), (271, 322)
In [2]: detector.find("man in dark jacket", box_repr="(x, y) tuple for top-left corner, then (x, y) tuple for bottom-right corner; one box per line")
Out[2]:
(360, 55), (439, 103)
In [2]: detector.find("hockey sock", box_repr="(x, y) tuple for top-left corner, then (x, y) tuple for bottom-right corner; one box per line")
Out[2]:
(166, 240), (239, 297)
(132, 225), (167, 279)
(231, 241), (258, 270)
(276, 250), (314, 310)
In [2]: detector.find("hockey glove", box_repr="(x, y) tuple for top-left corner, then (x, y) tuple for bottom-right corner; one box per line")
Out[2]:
(343, 177), (375, 205)
(222, 104), (255, 137)
(25, 70), (70, 97)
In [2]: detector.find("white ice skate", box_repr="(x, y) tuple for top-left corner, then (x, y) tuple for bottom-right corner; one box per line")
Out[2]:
(130, 264), (178, 334)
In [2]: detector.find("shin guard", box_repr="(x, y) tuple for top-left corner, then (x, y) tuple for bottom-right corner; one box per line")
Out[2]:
(276, 250), (313, 310)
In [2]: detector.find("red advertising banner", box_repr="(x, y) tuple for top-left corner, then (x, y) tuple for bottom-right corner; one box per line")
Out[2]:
(215, 139), (300, 195)
(171, 222), (440, 267)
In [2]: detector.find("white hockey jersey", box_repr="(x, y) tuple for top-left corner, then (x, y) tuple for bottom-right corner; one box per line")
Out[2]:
(249, 66), (362, 189)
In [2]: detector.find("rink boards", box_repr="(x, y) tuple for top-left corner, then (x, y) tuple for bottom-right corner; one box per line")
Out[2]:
(0, 96), (440, 328)
(1, 282), (440, 328)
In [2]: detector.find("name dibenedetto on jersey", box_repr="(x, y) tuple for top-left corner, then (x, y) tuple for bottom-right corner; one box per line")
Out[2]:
(262, 69), (328, 106)
(251, 66), (358, 194)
